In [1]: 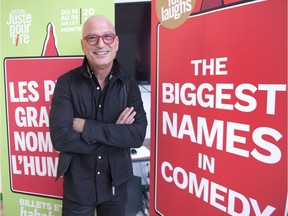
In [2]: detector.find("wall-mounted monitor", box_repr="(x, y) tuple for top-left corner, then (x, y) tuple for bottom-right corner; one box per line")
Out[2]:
(115, 1), (151, 83)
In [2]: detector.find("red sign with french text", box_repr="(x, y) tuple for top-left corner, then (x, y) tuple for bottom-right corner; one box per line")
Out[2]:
(5, 56), (83, 198)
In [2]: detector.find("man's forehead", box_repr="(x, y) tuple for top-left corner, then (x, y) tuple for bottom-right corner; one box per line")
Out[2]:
(83, 17), (115, 35)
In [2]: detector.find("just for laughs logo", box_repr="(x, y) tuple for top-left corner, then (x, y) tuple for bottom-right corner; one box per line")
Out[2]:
(6, 9), (32, 46)
(156, 0), (195, 29)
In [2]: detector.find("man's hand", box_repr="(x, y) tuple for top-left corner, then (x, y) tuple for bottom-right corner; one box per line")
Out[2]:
(73, 118), (85, 132)
(116, 107), (136, 124)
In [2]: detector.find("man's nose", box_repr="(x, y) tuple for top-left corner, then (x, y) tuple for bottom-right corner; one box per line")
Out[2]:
(96, 37), (106, 46)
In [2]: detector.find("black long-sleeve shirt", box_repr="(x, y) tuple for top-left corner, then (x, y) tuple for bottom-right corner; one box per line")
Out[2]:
(49, 58), (147, 203)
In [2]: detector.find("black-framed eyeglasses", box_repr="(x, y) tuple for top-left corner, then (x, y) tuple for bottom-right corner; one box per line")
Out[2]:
(83, 34), (117, 46)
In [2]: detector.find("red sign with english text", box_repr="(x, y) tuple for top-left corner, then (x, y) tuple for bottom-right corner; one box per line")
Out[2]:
(151, 0), (287, 215)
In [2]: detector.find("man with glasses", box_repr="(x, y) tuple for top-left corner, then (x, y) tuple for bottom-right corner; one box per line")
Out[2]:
(49, 15), (147, 216)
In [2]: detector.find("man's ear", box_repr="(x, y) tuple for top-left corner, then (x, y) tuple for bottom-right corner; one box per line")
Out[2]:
(115, 36), (119, 52)
(81, 39), (85, 53)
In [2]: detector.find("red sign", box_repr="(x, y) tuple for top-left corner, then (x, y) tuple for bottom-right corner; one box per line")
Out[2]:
(151, 0), (287, 215)
(5, 56), (83, 198)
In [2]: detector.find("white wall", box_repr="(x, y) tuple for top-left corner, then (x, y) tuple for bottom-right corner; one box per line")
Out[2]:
(139, 84), (151, 139)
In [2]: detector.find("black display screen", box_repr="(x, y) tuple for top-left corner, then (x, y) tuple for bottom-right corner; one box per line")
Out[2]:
(115, 1), (151, 83)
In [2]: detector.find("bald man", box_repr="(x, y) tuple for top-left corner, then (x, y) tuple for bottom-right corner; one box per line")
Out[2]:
(49, 15), (147, 216)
